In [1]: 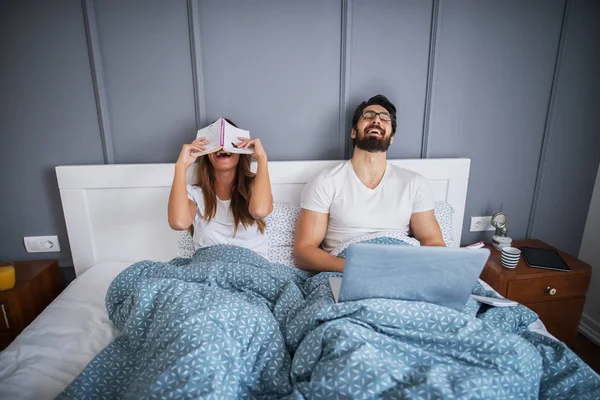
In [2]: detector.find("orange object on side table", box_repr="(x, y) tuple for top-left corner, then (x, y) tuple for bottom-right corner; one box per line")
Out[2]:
(0, 262), (16, 291)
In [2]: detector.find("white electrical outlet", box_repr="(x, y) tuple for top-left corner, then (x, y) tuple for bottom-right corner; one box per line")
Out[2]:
(470, 216), (495, 232)
(23, 236), (61, 253)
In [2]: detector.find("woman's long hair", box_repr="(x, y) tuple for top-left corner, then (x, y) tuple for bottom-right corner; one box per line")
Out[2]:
(191, 119), (266, 237)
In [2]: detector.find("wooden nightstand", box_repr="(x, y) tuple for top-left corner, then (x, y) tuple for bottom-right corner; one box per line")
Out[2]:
(0, 259), (63, 350)
(480, 239), (592, 345)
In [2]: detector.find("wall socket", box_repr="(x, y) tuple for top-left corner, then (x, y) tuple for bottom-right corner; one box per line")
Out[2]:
(470, 216), (495, 232)
(23, 236), (61, 253)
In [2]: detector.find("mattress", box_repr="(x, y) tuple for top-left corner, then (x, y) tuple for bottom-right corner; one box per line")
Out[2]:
(0, 261), (132, 400)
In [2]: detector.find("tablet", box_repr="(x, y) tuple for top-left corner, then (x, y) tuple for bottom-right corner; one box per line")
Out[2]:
(520, 247), (570, 272)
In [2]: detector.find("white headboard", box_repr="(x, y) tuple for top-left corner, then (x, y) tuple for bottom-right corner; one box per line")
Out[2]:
(56, 158), (470, 275)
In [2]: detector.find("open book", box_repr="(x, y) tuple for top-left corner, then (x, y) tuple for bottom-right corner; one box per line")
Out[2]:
(193, 117), (253, 156)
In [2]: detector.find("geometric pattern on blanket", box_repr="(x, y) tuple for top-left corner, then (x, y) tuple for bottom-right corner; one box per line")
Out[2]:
(58, 243), (600, 399)
(58, 245), (310, 399)
(330, 231), (420, 258)
(288, 272), (600, 399)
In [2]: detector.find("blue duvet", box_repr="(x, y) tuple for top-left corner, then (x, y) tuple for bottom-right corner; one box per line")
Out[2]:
(58, 244), (600, 399)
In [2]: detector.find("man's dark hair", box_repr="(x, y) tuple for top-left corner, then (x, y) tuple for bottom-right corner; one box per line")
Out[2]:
(351, 94), (397, 138)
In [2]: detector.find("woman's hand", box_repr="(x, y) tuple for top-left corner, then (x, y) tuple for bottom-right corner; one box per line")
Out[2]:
(176, 138), (208, 169)
(236, 137), (267, 161)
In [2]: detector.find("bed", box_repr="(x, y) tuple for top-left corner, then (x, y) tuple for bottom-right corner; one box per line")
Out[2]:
(0, 158), (597, 399)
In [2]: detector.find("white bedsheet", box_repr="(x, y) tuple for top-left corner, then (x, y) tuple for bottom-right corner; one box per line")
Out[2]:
(0, 261), (132, 400)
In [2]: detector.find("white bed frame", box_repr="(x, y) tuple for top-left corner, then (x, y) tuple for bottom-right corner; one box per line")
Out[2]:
(56, 159), (471, 276)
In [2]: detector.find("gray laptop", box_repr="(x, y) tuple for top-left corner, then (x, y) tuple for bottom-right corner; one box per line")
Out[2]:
(329, 243), (490, 311)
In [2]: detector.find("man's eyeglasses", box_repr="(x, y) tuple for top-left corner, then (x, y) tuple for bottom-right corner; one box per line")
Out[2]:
(361, 110), (393, 122)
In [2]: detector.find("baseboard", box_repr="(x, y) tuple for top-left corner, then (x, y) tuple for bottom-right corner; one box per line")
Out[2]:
(579, 313), (600, 346)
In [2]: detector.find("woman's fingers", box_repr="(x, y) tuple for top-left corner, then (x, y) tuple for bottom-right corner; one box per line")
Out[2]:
(236, 137), (255, 149)
(189, 144), (206, 153)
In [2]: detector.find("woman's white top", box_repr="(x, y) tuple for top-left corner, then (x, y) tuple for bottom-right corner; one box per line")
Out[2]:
(186, 185), (268, 259)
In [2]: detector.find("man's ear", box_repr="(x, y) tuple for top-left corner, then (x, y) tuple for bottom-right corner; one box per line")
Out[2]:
(390, 136), (394, 145)
(351, 128), (356, 139)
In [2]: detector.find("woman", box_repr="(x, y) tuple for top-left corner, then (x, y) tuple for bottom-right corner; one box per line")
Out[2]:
(168, 119), (273, 259)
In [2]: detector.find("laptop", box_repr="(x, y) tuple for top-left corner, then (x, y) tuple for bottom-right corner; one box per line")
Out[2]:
(329, 244), (491, 312)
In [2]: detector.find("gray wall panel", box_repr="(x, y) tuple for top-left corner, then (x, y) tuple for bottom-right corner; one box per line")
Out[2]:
(348, 0), (433, 158)
(529, 0), (600, 256)
(427, 0), (565, 244)
(197, 0), (342, 161)
(0, 0), (104, 265)
(94, 0), (196, 163)
(1, 0), (599, 268)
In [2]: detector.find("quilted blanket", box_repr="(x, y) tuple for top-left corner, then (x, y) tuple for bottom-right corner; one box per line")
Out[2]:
(58, 242), (600, 399)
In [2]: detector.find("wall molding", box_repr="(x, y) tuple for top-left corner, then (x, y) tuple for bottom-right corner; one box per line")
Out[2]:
(187, 0), (206, 129)
(527, 0), (571, 238)
(580, 313), (600, 346)
(421, 0), (440, 159)
(339, 0), (352, 159)
(82, 0), (115, 164)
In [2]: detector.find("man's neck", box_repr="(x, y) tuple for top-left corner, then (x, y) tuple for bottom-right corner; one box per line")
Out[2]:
(350, 148), (387, 189)
(213, 169), (236, 200)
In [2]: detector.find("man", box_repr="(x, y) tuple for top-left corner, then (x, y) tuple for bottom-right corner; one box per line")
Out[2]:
(294, 94), (445, 273)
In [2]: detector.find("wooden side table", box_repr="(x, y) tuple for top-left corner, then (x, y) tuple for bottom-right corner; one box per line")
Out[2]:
(480, 239), (592, 345)
(0, 259), (63, 350)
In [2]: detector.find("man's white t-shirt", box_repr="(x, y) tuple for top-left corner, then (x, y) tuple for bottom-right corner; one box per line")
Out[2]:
(300, 161), (434, 253)
(186, 185), (268, 259)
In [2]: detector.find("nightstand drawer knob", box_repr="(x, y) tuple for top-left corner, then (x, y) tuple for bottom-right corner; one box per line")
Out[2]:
(546, 287), (557, 296)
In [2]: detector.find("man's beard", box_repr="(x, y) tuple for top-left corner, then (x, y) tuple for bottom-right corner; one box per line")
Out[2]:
(355, 132), (392, 153)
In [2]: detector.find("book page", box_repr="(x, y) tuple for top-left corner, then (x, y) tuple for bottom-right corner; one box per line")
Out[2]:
(194, 119), (222, 156)
(222, 121), (253, 154)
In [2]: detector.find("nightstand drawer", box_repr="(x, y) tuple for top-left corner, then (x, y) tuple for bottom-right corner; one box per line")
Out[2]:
(526, 298), (585, 344)
(507, 274), (590, 304)
(0, 331), (12, 350)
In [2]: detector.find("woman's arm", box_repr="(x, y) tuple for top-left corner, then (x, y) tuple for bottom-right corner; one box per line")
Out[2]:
(237, 137), (273, 219)
(168, 139), (207, 230)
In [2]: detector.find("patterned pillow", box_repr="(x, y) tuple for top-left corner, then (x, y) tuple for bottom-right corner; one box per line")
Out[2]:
(265, 202), (300, 247)
(176, 230), (195, 258)
(264, 202), (301, 267)
(176, 230), (298, 267)
(176, 201), (455, 258)
(434, 201), (455, 247)
(268, 246), (296, 268)
(177, 203), (301, 263)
